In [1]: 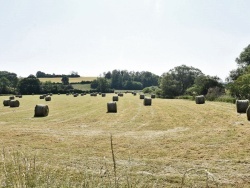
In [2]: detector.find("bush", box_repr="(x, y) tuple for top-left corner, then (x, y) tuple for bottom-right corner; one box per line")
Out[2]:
(215, 95), (236, 103)
(205, 87), (225, 101)
(176, 95), (194, 100)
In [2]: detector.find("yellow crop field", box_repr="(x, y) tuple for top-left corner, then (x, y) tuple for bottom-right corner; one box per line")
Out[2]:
(0, 94), (249, 187)
(38, 76), (96, 83)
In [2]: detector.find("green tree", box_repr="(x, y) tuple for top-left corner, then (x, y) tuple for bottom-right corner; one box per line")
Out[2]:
(228, 74), (250, 99)
(61, 76), (69, 85)
(0, 77), (11, 94)
(235, 44), (250, 67)
(227, 44), (250, 81)
(192, 75), (223, 95)
(36, 71), (46, 78)
(17, 75), (41, 94)
(91, 77), (111, 92)
(0, 71), (18, 90)
(160, 73), (182, 98)
(160, 65), (203, 98)
(96, 77), (110, 92)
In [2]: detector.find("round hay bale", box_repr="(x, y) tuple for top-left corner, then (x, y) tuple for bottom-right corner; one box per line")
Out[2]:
(113, 96), (119, 101)
(140, 94), (145, 99)
(3, 99), (10, 106)
(81, 93), (84, 96)
(40, 95), (45, 99)
(118, 93), (124, 97)
(66, 93), (69, 96)
(102, 93), (106, 97)
(247, 106), (250, 121)
(73, 94), (78, 97)
(236, 99), (249, 113)
(45, 96), (51, 101)
(133, 92), (137, 96)
(151, 94), (156, 99)
(195, 95), (205, 104)
(9, 96), (15, 100)
(90, 93), (97, 96)
(34, 104), (49, 117)
(9, 100), (20, 107)
(144, 97), (152, 106)
(107, 102), (117, 113)
(58, 93), (60, 95)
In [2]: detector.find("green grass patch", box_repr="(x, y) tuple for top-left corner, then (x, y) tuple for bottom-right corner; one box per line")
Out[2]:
(71, 84), (91, 91)
(39, 77), (97, 83)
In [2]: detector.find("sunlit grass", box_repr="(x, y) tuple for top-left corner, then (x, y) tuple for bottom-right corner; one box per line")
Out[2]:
(0, 94), (250, 187)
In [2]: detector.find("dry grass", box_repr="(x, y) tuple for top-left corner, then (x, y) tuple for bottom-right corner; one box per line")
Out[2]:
(39, 77), (96, 83)
(0, 94), (250, 187)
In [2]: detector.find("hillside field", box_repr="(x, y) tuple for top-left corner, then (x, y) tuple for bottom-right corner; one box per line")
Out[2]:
(38, 76), (97, 83)
(0, 94), (250, 187)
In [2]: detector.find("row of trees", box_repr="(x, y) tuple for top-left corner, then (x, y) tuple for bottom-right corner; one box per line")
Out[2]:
(36, 71), (80, 78)
(0, 73), (75, 95)
(91, 70), (160, 92)
(1, 44), (250, 100)
(91, 67), (223, 99)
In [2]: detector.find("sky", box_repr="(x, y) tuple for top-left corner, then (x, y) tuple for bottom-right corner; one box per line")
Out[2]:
(1, 0), (250, 80)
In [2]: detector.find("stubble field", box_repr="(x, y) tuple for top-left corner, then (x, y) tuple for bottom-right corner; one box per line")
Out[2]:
(0, 94), (250, 187)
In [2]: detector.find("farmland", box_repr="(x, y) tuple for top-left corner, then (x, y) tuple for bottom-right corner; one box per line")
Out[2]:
(38, 76), (96, 83)
(0, 94), (250, 187)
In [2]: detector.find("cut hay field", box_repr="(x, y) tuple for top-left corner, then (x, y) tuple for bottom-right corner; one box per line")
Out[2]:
(38, 76), (96, 83)
(0, 94), (250, 187)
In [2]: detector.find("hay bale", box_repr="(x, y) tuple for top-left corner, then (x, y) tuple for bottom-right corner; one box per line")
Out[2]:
(9, 96), (15, 100)
(133, 92), (137, 96)
(45, 96), (51, 101)
(236, 99), (249, 113)
(113, 96), (119, 101)
(3, 99), (10, 106)
(140, 94), (145, 99)
(151, 94), (156, 99)
(102, 93), (106, 97)
(118, 93), (124, 97)
(195, 95), (205, 104)
(40, 95), (45, 99)
(247, 106), (250, 121)
(34, 104), (49, 117)
(90, 93), (97, 96)
(81, 93), (84, 96)
(107, 102), (117, 113)
(66, 93), (69, 96)
(144, 97), (152, 106)
(58, 93), (60, 95)
(73, 94), (78, 97)
(9, 100), (20, 107)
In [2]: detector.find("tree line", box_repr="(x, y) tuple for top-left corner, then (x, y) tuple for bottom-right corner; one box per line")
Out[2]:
(1, 44), (250, 102)
(36, 71), (80, 78)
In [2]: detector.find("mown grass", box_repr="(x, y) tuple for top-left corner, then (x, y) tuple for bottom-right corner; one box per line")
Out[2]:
(39, 77), (96, 83)
(71, 84), (91, 91)
(0, 94), (250, 187)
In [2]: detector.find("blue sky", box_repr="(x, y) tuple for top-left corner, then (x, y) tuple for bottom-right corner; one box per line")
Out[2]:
(0, 0), (250, 80)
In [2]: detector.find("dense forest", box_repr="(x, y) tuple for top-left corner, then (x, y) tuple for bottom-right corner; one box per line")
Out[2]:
(1, 44), (250, 103)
